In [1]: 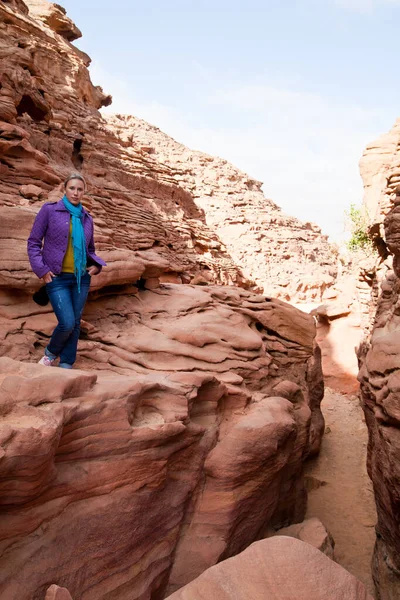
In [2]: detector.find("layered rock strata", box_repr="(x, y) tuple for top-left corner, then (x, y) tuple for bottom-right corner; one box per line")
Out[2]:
(0, 285), (324, 599)
(359, 123), (400, 599)
(106, 115), (338, 302)
(0, 0), (252, 294)
(41, 537), (373, 600)
(357, 121), (400, 330)
(0, 0), (338, 302)
(358, 271), (400, 598)
(0, 3), (328, 599)
(360, 119), (400, 228)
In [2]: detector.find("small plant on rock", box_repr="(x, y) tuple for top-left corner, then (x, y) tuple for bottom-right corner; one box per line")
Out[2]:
(345, 204), (374, 253)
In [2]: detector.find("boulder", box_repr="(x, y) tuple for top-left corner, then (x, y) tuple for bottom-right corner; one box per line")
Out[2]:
(165, 537), (373, 600)
(275, 517), (335, 559)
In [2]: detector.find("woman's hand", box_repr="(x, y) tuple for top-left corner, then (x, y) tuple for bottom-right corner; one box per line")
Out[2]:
(42, 271), (55, 284)
(87, 265), (100, 276)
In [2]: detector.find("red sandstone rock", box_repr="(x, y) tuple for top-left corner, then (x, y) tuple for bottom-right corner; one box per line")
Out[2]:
(0, 0), (252, 294)
(275, 517), (335, 559)
(358, 307), (400, 599)
(358, 119), (400, 600)
(315, 310), (362, 395)
(0, 284), (324, 599)
(19, 183), (44, 199)
(165, 537), (373, 600)
(0, 2), (329, 599)
(0, 0), (338, 304)
(356, 121), (398, 334)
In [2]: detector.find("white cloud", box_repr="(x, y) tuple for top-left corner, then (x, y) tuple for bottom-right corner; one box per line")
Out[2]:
(91, 64), (393, 242)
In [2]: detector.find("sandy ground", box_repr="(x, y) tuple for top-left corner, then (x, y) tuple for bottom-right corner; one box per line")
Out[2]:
(305, 389), (377, 597)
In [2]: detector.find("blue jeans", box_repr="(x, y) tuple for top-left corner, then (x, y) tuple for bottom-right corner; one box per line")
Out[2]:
(45, 272), (91, 366)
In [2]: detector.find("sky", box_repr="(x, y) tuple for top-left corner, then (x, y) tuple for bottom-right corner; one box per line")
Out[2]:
(60, 0), (400, 241)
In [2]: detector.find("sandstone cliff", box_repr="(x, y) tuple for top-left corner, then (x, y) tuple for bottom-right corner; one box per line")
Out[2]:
(107, 114), (338, 302)
(0, 0), (252, 295)
(0, 1), (329, 599)
(0, 0), (339, 306)
(358, 119), (400, 599)
(360, 119), (400, 229)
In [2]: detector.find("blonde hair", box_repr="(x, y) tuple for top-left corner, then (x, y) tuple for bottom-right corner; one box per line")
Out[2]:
(64, 173), (86, 189)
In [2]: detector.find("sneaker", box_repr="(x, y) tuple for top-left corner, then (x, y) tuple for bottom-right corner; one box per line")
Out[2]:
(38, 355), (55, 367)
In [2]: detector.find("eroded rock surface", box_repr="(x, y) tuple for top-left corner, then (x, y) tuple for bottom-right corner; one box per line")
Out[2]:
(165, 537), (373, 600)
(0, 0), (253, 295)
(360, 119), (400, 228)
(358, 273), (400, 599)
(0, 286), (324, 599)
(107, 115), (338, 302)
(0, 2), (329, 599)
(358, 120), (400, 599)
(0, 0), (337, 302)
(26, 0), (82, 41)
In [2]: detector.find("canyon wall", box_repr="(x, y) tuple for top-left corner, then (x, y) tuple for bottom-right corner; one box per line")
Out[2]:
(359, 119), (400, 228)
(0, 0), (338, 305)
(0, 2), (329, 599)
(107, 115), (338, 302)
(359, 121), (400, 599)
(0, 0), (252, 296)
(357, 123), (397, 330)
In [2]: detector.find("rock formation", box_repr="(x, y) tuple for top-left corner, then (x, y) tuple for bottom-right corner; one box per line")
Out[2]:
(165, 537), (373, 600)
(357, 123), (397, 330)
(275, 516), (335, 560)
(0, 0), (338, 304)
(358, 120), (400, 599)
(360, 119), (400, 228)
(107, 115), (338, 302)
(40, 535), (372, 600)
(0, 0), (253, 295)
(0, 1), (349, 599)
(0, 282), (325, 598)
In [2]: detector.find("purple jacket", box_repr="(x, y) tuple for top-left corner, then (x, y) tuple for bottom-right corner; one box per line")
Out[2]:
(27, 199), (106, 279)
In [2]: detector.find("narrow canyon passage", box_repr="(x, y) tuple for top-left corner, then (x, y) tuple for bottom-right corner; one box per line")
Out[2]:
(305, 389), (376, 596)
(303, 311), (377, 597)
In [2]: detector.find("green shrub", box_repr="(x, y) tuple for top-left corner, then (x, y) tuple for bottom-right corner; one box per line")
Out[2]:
(345, 204), (373, 252)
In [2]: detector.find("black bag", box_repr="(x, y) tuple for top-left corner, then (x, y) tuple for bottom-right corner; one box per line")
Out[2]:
(32, 285), (49, 306)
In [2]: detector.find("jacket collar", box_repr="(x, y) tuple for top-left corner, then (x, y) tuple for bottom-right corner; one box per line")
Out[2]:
(55, 198), (88, 216)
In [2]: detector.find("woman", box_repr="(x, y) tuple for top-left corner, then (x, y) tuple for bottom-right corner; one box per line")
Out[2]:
(27, 173), (106, 368)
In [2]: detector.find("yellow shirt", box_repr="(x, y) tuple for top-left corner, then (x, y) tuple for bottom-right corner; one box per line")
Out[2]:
(62, 222), (75, 273)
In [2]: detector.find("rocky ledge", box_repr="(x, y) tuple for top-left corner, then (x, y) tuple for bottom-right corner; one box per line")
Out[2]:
(0, 284), (325, 599)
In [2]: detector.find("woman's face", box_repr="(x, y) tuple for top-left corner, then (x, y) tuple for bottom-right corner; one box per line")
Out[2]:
(65, 178), (85, 205)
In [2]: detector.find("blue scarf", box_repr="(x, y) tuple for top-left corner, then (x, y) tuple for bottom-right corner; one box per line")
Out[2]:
(62, 195), (87, 292)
